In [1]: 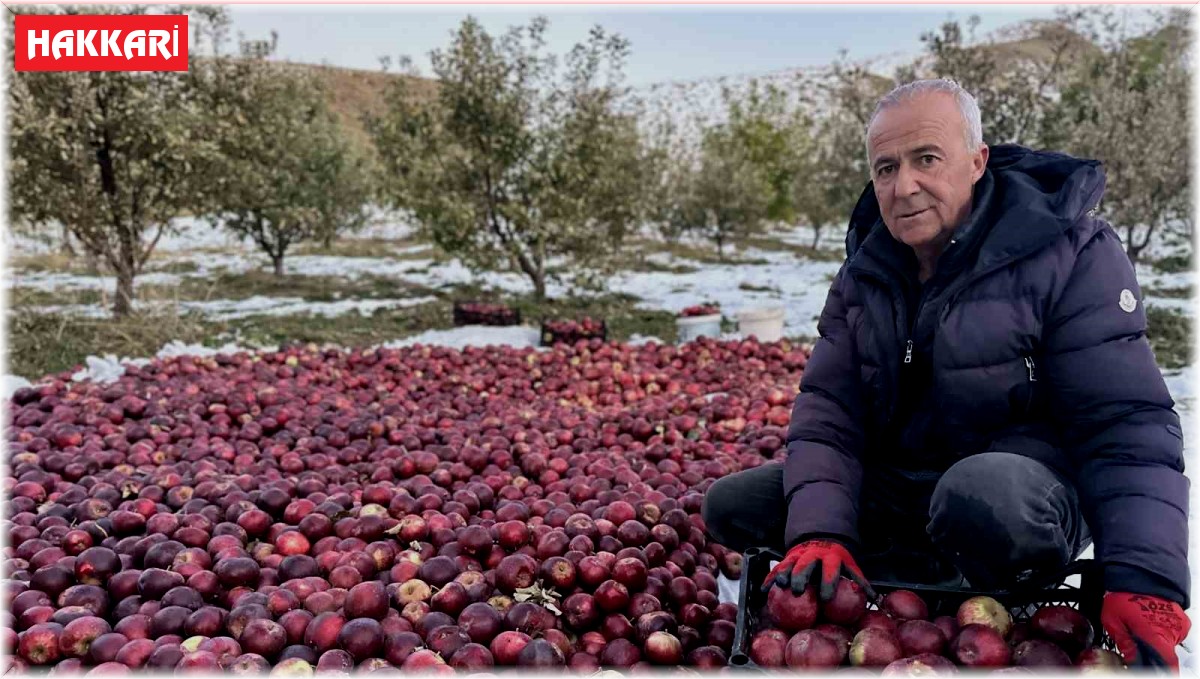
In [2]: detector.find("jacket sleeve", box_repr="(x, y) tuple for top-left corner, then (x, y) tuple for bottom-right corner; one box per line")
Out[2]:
(1042, 224), (1190, 608)
(782, 264), (867, 549)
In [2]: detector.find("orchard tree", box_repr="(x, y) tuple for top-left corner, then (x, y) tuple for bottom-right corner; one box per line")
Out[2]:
(7, 4), (223, 316)
(720, 81), (815, 232)
(194, 34), (377, 276)
(799, 53), (893, 247)
(369, 17), (654, 300)
(664, 123), (774, 260)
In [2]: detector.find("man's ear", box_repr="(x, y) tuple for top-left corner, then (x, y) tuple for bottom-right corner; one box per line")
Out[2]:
(973, 144), (990, 183)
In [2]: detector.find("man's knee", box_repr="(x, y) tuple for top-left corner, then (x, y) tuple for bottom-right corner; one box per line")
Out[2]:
(700, 463), (784, 552)
(927, 452), (1077, 582)
(929, 452), (1056, 530)
(701, 473), (742, 546)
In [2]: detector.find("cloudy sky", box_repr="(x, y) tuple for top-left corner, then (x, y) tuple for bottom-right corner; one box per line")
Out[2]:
(224, 4), (1078, 86)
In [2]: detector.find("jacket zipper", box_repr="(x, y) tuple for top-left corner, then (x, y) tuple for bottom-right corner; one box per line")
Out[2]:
(848, 264), (909, 428)
(1025, 356), (1036, 382)
(904, 340), (914, 364)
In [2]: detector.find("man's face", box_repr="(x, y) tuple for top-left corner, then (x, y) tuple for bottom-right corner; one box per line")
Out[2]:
(867, 92), (988, 251)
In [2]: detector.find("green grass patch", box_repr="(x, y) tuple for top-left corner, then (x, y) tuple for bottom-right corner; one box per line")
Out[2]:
(8, 271), (436, 310)
(622, 257), (700, 274)
(626, 238), (769, 266)
(144, 260), (200, 275)
(7, 310), (216, 380)
(1150, 252), (1194, 274)
(9, 252), (101, 274)
(167, 271), (435, 303)
(740, 235), (845, 262)
(738, 282), (780, 293)
(8, 286), (107, 308)
(6, 301), (456, 381)
(1144, 284), (1193, 300)
(222, 300), (453, 350)
(1145, 305), (1192, 370)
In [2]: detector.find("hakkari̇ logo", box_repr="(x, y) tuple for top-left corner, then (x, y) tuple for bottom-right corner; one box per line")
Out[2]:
(15, 14), (189, 72)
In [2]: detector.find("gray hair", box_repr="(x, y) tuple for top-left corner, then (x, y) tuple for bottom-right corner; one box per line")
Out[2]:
(865, 79), (983, 163)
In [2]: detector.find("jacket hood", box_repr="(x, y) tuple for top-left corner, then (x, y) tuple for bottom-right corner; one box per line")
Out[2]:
(845, 144), (1107, 261)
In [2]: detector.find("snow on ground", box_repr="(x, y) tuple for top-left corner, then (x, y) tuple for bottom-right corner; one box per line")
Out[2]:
(1139, 266), (1195, 291)
(152, 216), (250, 252)
(1145, 298), (1193, 314)
(380, 325), (543, 351)
(627, 334), (666, 346)
(773, 224), (846, 254)
(76, 209), (422, 255)
(26, 296), (439, 321)
(69, 355), (151, 383)
(610, 247), (842, 337)
(11, 270), (190, 293)
(353, 212), (419, 241)
(1, 375), (31, 400)
(61, 340), (270, 385)
(154, 340), (263, 359)
(181, 296), (439, 321)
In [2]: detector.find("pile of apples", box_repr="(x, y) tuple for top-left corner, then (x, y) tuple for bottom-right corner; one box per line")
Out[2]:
(4, 337), (810, 674)
(750, 579), (1125, 672)
(542, 318), (606, 345)
(679, 306), (720, 318)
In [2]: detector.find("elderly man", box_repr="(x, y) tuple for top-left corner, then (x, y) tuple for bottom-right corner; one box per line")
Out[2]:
(702, 79), (1191, 668)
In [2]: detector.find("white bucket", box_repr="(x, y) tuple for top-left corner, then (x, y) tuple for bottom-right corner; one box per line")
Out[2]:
(737, 307), (785, 342)
(676, 313), (722, 343)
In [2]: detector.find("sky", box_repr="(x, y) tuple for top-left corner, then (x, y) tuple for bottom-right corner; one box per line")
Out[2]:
(225, 4), (1072, 86)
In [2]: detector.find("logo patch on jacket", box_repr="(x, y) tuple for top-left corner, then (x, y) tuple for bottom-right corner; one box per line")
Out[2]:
(1119, 289), (1138, 313)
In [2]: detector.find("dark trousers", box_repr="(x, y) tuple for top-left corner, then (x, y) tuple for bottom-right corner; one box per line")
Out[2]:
(701, 452), (1091, 589)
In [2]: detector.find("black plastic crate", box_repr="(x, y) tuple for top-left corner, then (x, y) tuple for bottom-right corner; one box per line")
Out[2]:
(730, 546), (1108, 669)
(539, 318), (607, 346)
(452, 301), (522, 327)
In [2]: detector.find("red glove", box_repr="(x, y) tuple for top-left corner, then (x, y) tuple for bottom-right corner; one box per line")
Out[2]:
(1101, 592), (1191, 670)
(762, 539), (877, 602)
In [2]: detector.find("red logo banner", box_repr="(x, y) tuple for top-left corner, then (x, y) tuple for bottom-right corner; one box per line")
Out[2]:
(14, 14), (188, 72)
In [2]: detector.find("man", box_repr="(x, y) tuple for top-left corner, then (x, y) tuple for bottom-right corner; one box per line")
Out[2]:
(702, 79), (1191, 668)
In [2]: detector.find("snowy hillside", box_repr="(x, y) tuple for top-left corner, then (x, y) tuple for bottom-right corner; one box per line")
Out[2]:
(624, 49), (909, 145)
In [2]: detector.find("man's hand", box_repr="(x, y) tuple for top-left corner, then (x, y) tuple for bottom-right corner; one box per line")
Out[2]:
(1101, 592), (1191, 671)
(761, 539), (877, 602)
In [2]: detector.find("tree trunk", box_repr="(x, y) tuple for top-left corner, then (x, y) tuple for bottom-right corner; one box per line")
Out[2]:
(1127, 243), (1143, 266)
(112, 221), (138, 317)
(113, 266), (135, 317)
(503, 238), (545, 302)
(532, 272), (546, 302)
(715, 233), (725, 261)
(60, 224), (76, 257)
(811, 224), (822, 251)
(272, 254), (285, 277)
(1124, 223), (1152, 266)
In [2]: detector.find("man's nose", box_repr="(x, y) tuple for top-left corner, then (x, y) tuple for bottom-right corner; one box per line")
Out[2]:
(894, 163), (921, 197)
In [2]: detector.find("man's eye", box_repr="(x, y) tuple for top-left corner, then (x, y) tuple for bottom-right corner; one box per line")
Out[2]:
(921, 155), (937, 165)
(877, 166), (894, 176)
